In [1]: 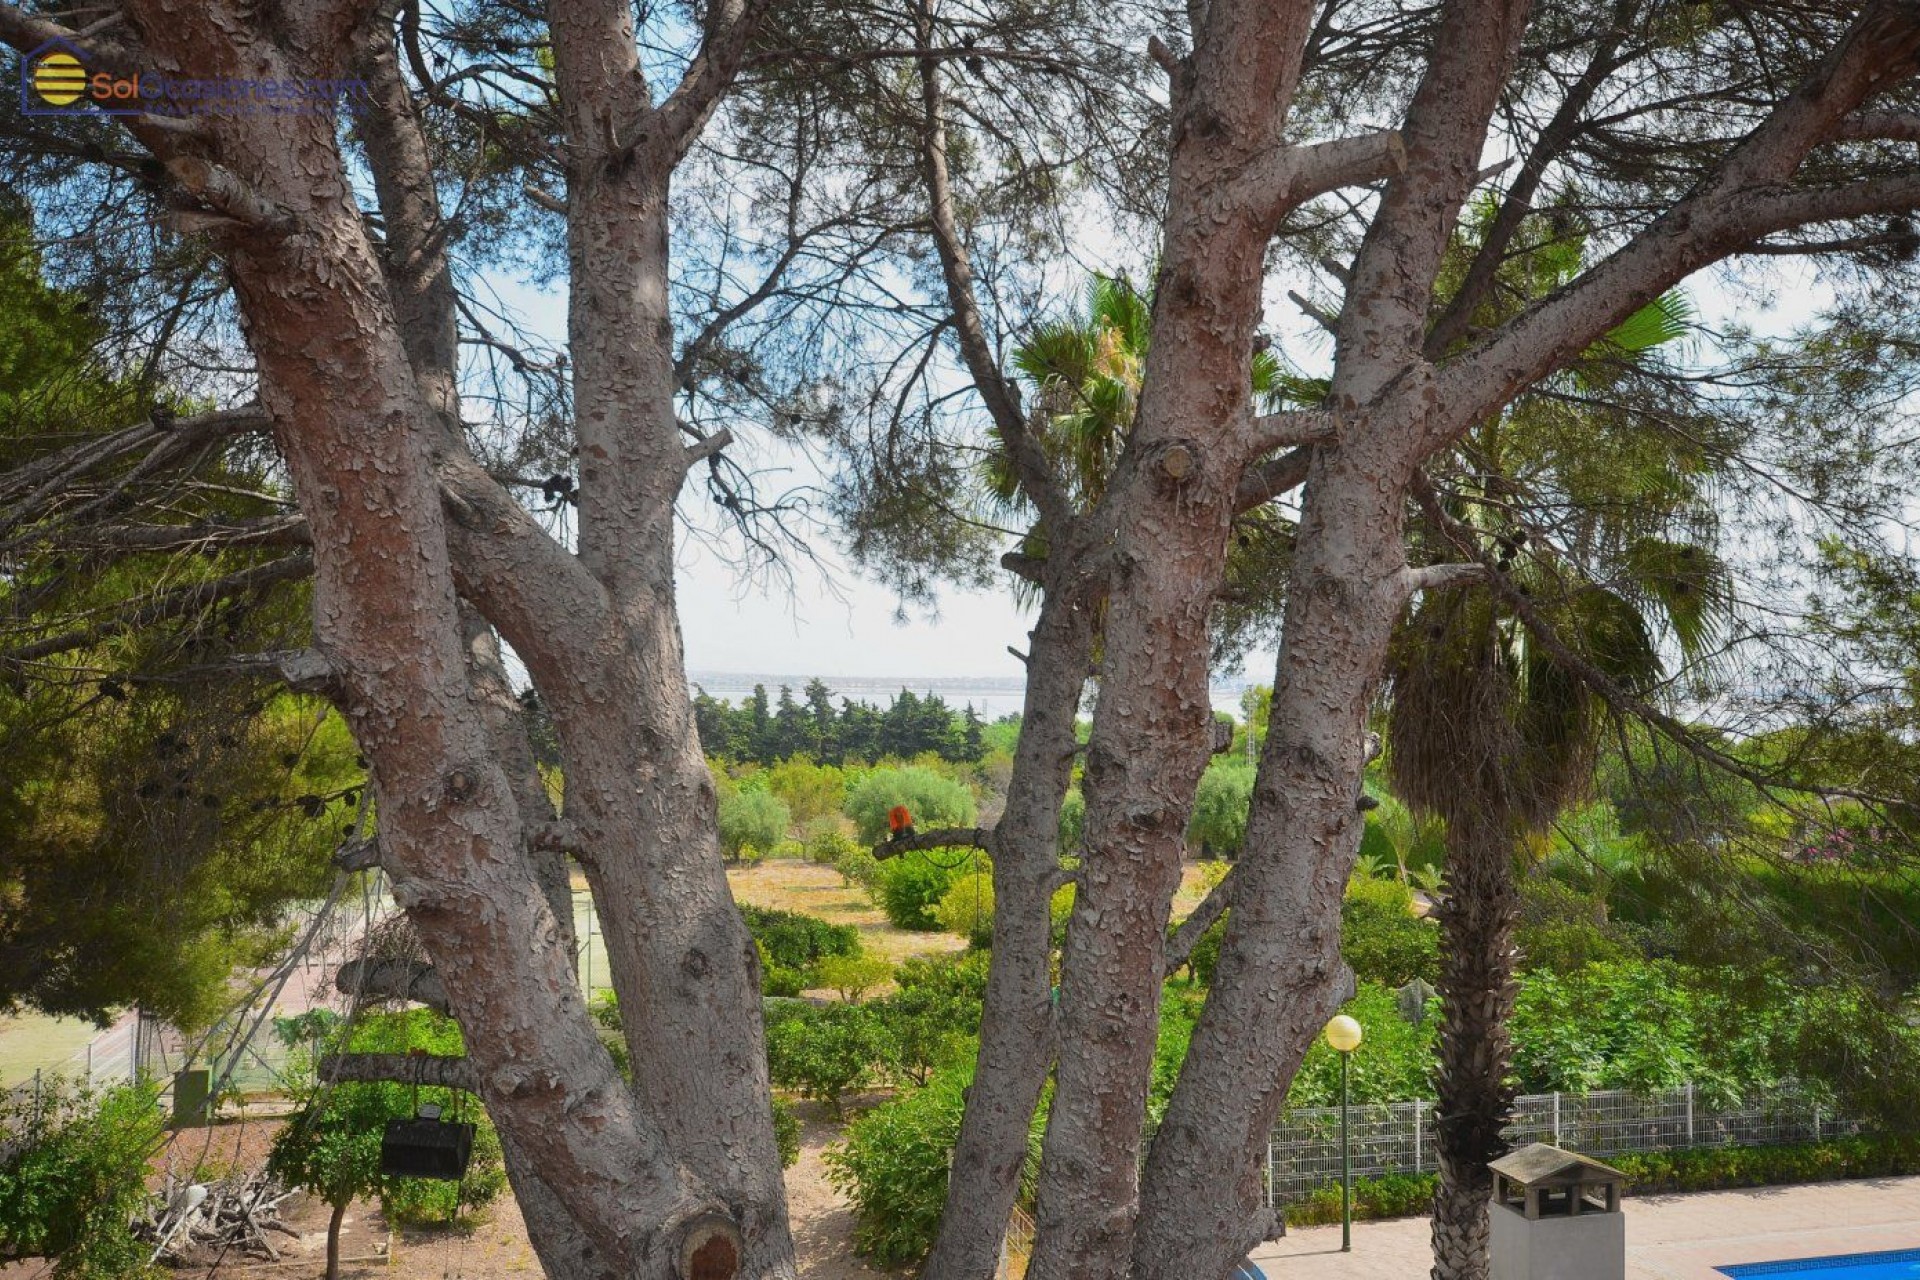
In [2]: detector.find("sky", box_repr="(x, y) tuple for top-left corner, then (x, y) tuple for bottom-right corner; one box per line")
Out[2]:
(486, 229), (1837, 690)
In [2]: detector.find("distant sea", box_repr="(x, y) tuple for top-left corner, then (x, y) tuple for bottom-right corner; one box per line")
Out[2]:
(688, 673), (1254, 721)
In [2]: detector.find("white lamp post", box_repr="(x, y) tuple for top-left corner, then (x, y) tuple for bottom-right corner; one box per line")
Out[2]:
(1324, 1014), (1365, 1252)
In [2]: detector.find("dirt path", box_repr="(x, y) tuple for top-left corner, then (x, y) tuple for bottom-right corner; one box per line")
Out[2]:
(783, 1098), (905, 1279)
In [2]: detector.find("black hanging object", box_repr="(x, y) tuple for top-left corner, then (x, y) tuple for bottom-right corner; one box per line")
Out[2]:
(380, 1105), (474, 1180)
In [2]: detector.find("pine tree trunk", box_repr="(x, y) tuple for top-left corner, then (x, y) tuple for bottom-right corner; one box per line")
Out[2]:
(1429, 816), (1521, 1280)
(1132, 454), (1412, 1280)
(920, 582), (1092, 1280)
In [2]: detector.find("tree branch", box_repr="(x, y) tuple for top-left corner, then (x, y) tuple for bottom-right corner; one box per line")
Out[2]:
(1329, 0), (1531, 403)
(872, 828), (992, 861)
(1246, 409), (1337, 454)
(1832, 108), (1920, 142)
(913, 5), (1073, 534)
(1165, 864), (1238, 977)
(0, 555), (313, 666)
(1233, 447), (1312, 512)
(336, 958), (451, 1014)
(651, 0), (766, 164)
(319, 1052), (476, 1090)
(1437, 3), (1920, 446)
(1402, 561), (1491, 593)
(1240, 130), (1406, 228)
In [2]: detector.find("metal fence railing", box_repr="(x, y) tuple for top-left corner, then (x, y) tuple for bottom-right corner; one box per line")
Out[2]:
(995, 1205), (1036, 1280)
(1263, 1084), (1856, 1206)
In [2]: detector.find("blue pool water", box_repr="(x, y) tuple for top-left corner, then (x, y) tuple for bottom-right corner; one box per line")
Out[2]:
(1719, 1249), (1920, 1280)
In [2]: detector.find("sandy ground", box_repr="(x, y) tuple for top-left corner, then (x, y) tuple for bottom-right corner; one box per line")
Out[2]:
(260, 1099), (907, 1280)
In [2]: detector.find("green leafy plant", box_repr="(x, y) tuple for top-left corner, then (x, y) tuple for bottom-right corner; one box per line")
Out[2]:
(739, 904), (861, 972)
(844, 767), (977, 845)
(771, 1096), (802, 1169)
(802, 816), (859, 865)
(932, 870), (995, 947)
(765, 1004), (892, 1114)
(0, 1080), (164, 1279)
(824, 1061), (1044, 1268)
(718, 787), (790, 861)
(818, 954), (894, 1002)
(1186, 760), (1255, 857)
(875, 851), (969, 931)
(1341, 876), (1440, 987)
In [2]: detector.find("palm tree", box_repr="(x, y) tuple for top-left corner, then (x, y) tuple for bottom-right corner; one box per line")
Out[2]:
(1395, 198), (1731, 1280)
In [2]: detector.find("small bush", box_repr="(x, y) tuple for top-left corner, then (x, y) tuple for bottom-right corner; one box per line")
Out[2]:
(757, 940), (808, 998)
(1050, 880), (1077, 948)
(845, 767), (977, 845)
(893, 950), (992, 1003)
(824, 1065), (972, 1267)
(1187, 760), (1255, 857)
(1341, 875), (1439, 987)
(803, 816), (858, 865)
(818, 954), (894, 1002)
(873, 988), (978, 1086)
(739, 904), (860, 971)
(766, 757), (849, 829)
(835, 845), (883, 890)
(771, 1096), (802, 1169)
(766, 1004), (892, 1113)
(1057, 788), (1085, 855)
(0, 1079), (163, 1279)
(876, 851), (968, 931)
(933, 870), (995, 947)
(719, 787), (790, 860)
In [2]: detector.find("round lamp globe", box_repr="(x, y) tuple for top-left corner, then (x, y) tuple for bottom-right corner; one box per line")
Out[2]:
(1324, 1014), (1364, 1053)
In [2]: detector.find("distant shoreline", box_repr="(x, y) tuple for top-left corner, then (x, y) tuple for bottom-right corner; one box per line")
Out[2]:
(687, 672), (1255, 718)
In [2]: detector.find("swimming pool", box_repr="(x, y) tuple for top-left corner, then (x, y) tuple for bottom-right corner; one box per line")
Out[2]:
(1719, 1249), (1920, 1280)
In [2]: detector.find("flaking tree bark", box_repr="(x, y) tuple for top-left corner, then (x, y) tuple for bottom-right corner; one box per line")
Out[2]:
(9, 1), (1920, 1278)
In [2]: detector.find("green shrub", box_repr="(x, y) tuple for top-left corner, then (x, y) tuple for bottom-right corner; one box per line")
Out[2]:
(1285, 1172), (1438, 1226)
(818, 954), (894, 1002)
(844, 767), (977, 845)
(803, 816), (858, 865)
(1187, 760), (1255, 857)
(766, 757), (849, 828)
(876, 851), (970, 931)
(893, 950), (993, 1003)
(739, 904), (860, 971)
(771, 1096), (802, 1169)
(872, 954), (987, 1085)
(1286, 982), (1436, 1107)
(273, 1011), (507, 1231)
(933, 870), (995, 947)
(835, 845), (883, 890)
(0, 1079), (163, 1279)
(766, 1004), (892, 1113)
(824, 1062), (1040, 1268)
(1058, 788), (1085, 855)
(756, 940), (808, 998)
(719, 787), (790, 860)
(1341, 875), (1439, 987)
(1049, 880), (1077, 948)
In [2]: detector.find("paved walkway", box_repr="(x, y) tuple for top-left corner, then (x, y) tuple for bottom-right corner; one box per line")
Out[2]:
(1249, 1177), (1920, 1278)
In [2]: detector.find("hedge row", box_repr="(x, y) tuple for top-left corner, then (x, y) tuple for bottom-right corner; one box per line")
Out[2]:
(1281, 1134), (1920, 1227)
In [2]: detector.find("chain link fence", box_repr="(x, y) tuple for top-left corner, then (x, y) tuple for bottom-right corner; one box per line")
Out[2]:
(1264, 1084), (1857, 1207)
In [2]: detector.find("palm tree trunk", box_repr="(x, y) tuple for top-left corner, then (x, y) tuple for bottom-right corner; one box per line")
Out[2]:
(1430, 815), (1521, 1280)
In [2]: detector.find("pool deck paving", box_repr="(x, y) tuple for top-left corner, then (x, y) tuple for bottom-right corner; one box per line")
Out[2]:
(1249, 1176), (1920, 1278)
